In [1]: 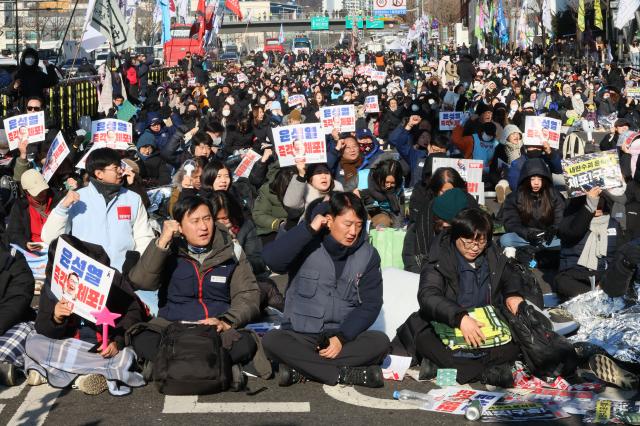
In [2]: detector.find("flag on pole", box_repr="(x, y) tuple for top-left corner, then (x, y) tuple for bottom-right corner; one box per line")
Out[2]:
(175, 0), (188, 22)
(225, 0), (243, 20)
(243, 8), (253, 23)
(82, 0), (133, 52)
(159, 0), (171, 43)
(577, 0), (585, 32)
(615, 0), (640, 29)
(594, 0), (603, 30)
(497, 0), (509, 43)
(278, 23), (285, 44)
(542, 0), (553, 32)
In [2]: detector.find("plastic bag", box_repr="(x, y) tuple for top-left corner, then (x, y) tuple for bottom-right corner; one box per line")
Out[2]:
(369, 228), (406, 269)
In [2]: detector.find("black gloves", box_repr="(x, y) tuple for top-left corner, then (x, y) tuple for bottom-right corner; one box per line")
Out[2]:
(543, 227), (557, 246)
(526, 229), (545, 246)
(621, 243), (640, 270)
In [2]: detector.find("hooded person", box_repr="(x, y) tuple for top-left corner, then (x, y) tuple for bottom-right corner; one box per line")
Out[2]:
(499, 158), (565, 253)
(135, 131), (171, 187)
(11, 48), (59, 100)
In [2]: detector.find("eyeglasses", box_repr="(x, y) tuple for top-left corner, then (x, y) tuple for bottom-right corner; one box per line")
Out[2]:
(102, 165), (123, 173)
(459, 238), (488, 250)
(26, 106), (41, 112)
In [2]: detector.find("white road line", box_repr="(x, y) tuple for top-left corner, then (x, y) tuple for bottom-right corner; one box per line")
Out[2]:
(0, 403), (5, 414)
(323, 384), (418, 410)
(7, 385), (61, 426)
(163, 395), (310, 413)
(0, 382), (26, 400)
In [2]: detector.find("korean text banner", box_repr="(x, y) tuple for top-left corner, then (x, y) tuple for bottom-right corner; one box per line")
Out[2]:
(432, 157), (485, 204)
(439, 112), (467, 131)
(42, 132), (71, 182)
(51, 238), (115, 323)
(365, 95), (380, 113)
(273, 123), (327, 167)
(3, 111), (45, 151)
(562, 150), (624, 198)
(233, 150), (261, 179)
(91, 119), (132, 150)
(288, 94), (306, 107)
(320, 105), (356, 134)
(373, 0), (406, 16)
(524, 116), (562, 149)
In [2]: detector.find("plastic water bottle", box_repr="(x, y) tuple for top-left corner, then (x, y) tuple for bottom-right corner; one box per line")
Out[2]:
(393, 390), (433, 402)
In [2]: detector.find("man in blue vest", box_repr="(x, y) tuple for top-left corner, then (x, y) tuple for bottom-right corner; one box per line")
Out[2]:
(262, 192), (389, 388)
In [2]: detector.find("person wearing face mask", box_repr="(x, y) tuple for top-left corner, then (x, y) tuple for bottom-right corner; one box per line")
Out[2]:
(506, 137), (562, 192)
(379, 98), (406, 140)
(359, 159), (405, 229)
(11, 48), (58, 101)
(452, 121), (500, 175)
(267, 101), (284, 125)
(330, 84), (343, 103)
(135, 131), (171, 187)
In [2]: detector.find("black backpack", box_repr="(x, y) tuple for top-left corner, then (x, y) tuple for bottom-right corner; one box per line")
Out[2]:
(153, 323), (232, 395)
(510, 260), (544, 309)
(502, 303), (577, 379)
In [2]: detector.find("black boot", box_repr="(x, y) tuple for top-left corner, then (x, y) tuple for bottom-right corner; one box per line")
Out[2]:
(337, 365), (384, 388)
(480, 363), (514, 388)
(229, 364), (247, 391)
(277, 364), (306, 387)
(418, 358), (437, 381)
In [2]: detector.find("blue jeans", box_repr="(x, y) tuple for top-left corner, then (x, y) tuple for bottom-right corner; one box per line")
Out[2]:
(135, 289), (159, 317)
(500, 232), (561, 249)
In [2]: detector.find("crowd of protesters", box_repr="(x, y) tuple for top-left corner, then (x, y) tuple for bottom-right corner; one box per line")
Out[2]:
(0, 41), (636, 398)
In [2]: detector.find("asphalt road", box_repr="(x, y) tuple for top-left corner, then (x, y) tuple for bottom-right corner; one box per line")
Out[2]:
(0, 373), (601, 426)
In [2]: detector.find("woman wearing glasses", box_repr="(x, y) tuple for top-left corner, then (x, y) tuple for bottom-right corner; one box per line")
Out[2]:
(414, 208), (525, 388)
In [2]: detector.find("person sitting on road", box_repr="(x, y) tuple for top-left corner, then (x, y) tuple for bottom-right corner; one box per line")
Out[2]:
(283, 161), (343, 219)
(414, 208), (525, 387)
(25, 235), (146, 396)
(262, 192), (390, 388)
(127, 196), (267, 380)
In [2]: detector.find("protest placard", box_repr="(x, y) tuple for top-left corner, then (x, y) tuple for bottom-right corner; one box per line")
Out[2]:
(562, 150), (624, 198)
(627, 87), (640, 100)
(524, 116), (562, 149)
(482, 402), (570, 422)
(51, 237), (115, 323)
(288, 94), (306, 107)
(187, 77), (196, 86)
(320, 104), (356, 134)
(370, 70), (387, 85)
(324, 63), (334, 69)
(273, 123), (326, 167)
(355, 65), (366, 75)
(342, 67), (354, 78)
(439, 112), (467, 131)
(216, 75), (226, 84)
(236, 73), (248, 83)
(3, 111), (46, 151)
(233, 150), (261, 179)
(91, 119), (132, 150)
(432, 157), (485, 204)
(42, 132), (70, 182)
(420, 387), (504, 415)
(364, 95), (380, 113)
(116, 100), (138, 122)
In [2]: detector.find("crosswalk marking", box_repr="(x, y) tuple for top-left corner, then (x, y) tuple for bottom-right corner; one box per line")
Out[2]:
(323, 384), (417, 410)
(163, 395), (310, 413)
(0, 382), (26, 400)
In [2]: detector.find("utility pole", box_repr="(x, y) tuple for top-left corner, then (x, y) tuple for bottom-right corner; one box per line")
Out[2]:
(15, 0), (18, 57)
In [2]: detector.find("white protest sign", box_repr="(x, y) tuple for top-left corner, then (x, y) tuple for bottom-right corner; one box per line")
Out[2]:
(562, 150), (624, 198)
(216, 75), (225, 84)
(432, 157), (485, 205)
(187, 77), (196, 86)
(524, 116), (562, 149)
(439, 112), (468, 131)
(51, 238), (115, 323)
(370, 70), (387, 84)
(364, 95), (380, 113)
(320, 104), (356, 135)
(75, 144), (101, 170)
(42, 132), (70, 182)
(288, 94), (306, 107)
(342, 67), (354, 78)
(91, 119), (132, 150)
(233, 150), (261, 179)
(3, 111), (46, 151)
(236, 73), (248, 83)
(273, 123), (326, 167)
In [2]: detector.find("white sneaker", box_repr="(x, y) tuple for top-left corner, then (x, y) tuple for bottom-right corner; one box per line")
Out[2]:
(74, 374), (108, 395)
(27, 370), (47, 386)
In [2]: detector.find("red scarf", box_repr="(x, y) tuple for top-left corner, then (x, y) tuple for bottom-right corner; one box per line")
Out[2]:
(27, 194), (52, 243)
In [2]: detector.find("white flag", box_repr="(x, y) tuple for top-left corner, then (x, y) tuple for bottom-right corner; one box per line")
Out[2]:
(84, 0), (133, 52)
(97, 64), (113, 114)
(243, 8), (252, 23)
(615, 0), (640, 28)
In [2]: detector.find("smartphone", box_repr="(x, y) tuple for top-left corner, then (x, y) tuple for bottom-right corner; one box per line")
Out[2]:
(87, 342), (102, 353)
